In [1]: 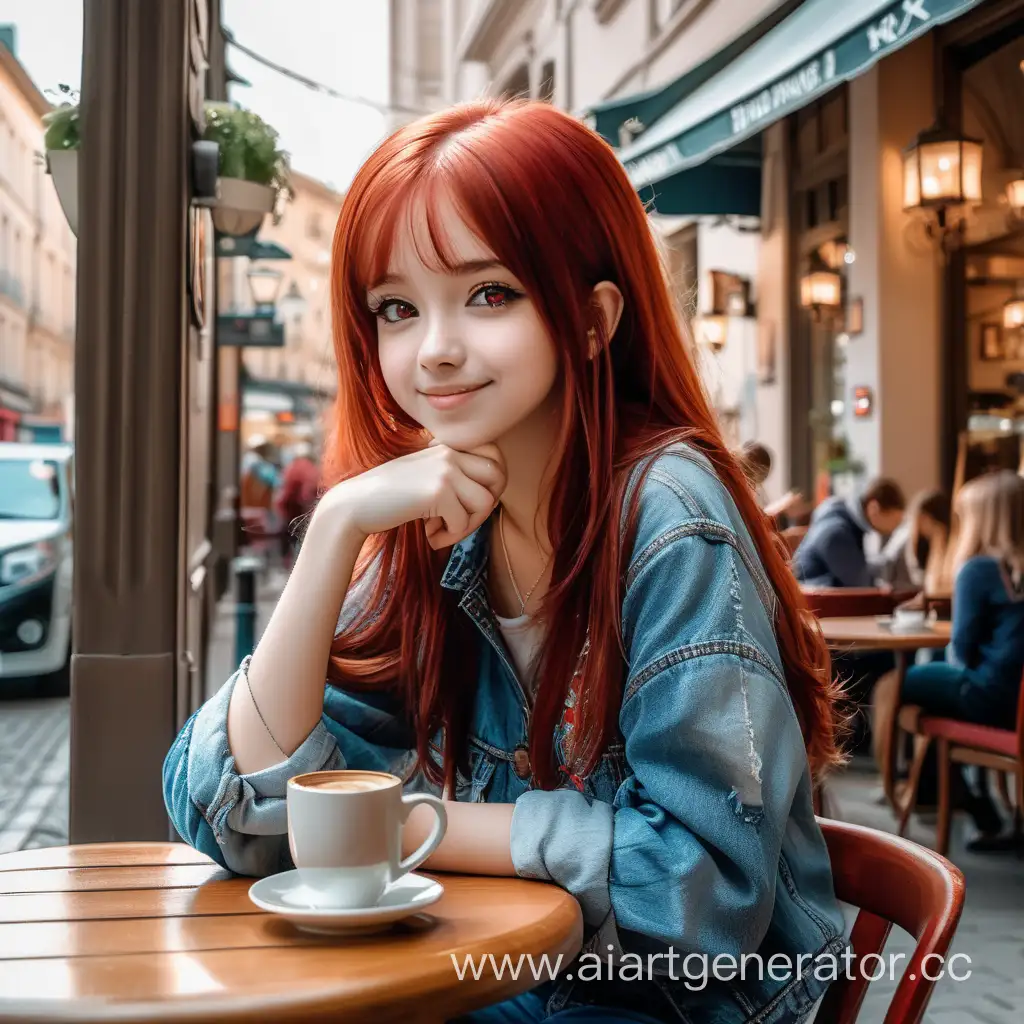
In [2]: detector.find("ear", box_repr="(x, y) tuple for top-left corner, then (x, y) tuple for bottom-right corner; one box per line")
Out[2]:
(588, 281), (624, 358)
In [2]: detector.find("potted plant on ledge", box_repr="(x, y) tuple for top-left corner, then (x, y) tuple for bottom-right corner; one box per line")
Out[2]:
(203, 103), (293, 236)
(42, 86), (80, 237)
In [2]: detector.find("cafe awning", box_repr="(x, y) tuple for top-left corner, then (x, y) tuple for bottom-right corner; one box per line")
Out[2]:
(586, 0), (799, 148)
(619, 0), (984, 193)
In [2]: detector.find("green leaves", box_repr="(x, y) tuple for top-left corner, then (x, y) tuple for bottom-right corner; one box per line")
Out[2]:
(203, 103), (292, 196)
(42, 86), (81, 151)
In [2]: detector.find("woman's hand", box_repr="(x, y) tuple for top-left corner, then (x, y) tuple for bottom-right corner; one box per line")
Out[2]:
(316, 442), (507, 549)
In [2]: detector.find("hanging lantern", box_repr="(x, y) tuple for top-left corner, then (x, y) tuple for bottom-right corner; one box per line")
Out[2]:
(903, 124), (983, 210)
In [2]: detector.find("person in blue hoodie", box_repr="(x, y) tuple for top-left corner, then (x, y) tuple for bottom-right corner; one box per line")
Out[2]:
(793, 479), (907, 588)
(793, 479), (907, 752)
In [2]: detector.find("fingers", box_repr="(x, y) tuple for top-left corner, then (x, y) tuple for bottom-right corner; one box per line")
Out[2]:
(427, 474), (498, 549)
(450, 447), (507, 499)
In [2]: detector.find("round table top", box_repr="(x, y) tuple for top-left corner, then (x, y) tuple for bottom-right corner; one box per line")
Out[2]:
(820, 616), (951, 652)
(0, 843), (583, 1023)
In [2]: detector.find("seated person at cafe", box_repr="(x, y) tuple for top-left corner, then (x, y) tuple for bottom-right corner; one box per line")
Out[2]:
(872, 470), (1024, 841)
(162, 101), (850, 1024)
(793, 477), (906, 588)
(738, 440), (809, 525)
(875, 489), (952, 595)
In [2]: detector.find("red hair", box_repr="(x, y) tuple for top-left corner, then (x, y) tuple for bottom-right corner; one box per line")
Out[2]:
(324, 99), (843, 793)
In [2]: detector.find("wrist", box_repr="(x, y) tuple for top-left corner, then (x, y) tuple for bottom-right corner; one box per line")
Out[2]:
(309, 487), (368, 549)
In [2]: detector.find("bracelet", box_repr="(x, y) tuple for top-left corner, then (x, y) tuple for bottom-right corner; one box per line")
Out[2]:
(244, 665), (289, 760)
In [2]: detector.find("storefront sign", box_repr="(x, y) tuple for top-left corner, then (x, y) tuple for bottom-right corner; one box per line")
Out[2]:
(625, 0), (980, 190)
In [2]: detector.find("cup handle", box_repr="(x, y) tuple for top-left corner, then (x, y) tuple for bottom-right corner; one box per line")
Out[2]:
(395, 793), (447, 878)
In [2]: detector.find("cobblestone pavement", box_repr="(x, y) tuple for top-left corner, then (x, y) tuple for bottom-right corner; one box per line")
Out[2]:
(0, 694), (69, 854)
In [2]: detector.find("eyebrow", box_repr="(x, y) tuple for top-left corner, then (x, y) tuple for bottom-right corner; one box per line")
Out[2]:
(369, 259), (506, 289)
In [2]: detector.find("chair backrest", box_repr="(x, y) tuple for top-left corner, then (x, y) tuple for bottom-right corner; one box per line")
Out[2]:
(802, 587), (916, 618)
(815, 818), (965, 1024)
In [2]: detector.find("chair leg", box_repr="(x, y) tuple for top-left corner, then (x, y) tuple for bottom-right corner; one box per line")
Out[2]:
(870, 667), (904, 806)
(995, 770), (1013, 815)
(936, 738), (953, 856)
(897, 734), (932, 837)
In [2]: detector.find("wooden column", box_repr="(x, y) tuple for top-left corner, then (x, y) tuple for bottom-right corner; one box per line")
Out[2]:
(70, 0), (190, 842)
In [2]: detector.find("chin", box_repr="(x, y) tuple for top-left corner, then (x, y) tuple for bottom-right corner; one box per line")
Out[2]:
(425, 421), (502, 451)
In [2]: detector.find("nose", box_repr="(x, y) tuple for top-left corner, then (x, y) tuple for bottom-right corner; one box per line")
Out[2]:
(417, 314), (466, 373)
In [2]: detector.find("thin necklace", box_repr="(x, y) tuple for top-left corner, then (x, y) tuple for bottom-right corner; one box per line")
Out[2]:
(498, 506), (549, 616)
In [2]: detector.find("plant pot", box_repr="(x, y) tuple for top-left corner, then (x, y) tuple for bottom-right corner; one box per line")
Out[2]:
(212, 177), (276, 236)
(46, 149), (79, 237)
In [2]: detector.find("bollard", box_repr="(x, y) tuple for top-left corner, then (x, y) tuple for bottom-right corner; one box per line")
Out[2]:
(232, 554), (265, 665)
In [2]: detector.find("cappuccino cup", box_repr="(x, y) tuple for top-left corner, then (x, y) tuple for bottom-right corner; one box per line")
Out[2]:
(286, 769), (447, 909)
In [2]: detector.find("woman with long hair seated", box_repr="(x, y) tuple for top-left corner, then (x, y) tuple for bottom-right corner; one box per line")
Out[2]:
(874, 470), (1024, 839)
(163, 99), (848, 1022)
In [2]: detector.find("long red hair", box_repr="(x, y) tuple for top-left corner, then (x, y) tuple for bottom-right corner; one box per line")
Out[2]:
(324, 99), (843, 793)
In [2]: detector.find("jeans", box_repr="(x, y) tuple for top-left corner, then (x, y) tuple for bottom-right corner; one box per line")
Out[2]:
(450, 990), (682, 1023)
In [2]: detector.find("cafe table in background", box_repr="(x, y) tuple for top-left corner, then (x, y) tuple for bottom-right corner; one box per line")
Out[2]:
(0, 842), (583, 1023)
(820, 616), (951, 812)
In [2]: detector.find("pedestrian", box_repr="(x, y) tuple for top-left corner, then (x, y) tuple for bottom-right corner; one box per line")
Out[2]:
(276, 440), (321, 566)
(239, 436), (281, 553)
(164, 99), (848, 1023)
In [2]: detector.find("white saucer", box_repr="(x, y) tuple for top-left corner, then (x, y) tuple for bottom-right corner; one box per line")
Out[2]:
(248, 870), (444, 935)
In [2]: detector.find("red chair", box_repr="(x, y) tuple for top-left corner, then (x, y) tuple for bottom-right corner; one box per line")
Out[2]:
(896, 672), (1024, 855)
(816, 818), (966, 1023)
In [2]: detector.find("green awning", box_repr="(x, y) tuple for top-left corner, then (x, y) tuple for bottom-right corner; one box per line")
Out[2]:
(586, 0), (801, 147)
(620, 0), (984, 190)
(638, 141), (762, 217)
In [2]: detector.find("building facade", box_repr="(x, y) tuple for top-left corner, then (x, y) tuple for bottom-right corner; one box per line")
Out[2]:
(219, 169), (343, 450)
(0, 28), (77, 442)
(392, 0), (1024, 503)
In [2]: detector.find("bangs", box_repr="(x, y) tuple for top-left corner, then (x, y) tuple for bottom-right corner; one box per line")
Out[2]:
(354, 166), (503, 292)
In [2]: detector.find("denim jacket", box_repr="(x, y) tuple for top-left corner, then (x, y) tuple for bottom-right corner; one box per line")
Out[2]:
(164, 444), (847, 1023)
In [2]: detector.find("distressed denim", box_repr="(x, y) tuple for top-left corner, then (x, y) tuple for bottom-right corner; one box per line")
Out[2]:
(164, 444), (847, 1023)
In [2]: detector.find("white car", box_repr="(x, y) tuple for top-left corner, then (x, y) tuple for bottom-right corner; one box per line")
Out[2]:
(0, 443), (74, 696)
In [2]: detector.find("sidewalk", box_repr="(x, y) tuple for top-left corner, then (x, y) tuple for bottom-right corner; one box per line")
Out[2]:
(204, 560), (288, 699)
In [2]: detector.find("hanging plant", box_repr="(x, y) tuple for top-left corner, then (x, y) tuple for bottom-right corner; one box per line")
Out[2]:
(42, 85), (81, 236)
(202, 103), (294, 236)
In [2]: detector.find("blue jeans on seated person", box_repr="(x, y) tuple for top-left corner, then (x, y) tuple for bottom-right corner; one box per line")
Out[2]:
(451, 990), (669, 1023)
(901, 662), (1008, 726)
(900, 662), (1010, 829)
(451, 991), (815, 1023)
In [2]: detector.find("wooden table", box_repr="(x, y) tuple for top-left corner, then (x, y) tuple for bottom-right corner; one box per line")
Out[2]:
(819, 617), (951, 653)
(820, 617), (951, 811)
(0, 843), (583, 1023)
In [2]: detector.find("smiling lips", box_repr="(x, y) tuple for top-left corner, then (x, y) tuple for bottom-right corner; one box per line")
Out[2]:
(419, 382), (491, 409)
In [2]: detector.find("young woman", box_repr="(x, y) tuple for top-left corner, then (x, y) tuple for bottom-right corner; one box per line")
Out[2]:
(880, 489), (952, 597)
(874, 471), (1024, 836)
(164, 100), (847, 1023)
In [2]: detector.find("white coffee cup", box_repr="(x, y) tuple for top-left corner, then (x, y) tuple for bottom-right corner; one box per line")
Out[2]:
(892, 607), (927, 633)
(286, 769), (447, 909)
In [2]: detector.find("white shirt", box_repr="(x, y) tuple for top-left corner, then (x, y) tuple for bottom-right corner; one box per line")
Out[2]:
(494, 610), (545, 697)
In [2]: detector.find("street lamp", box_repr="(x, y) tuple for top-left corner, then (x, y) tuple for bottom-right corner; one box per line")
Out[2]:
(247, 265), (283, 312)
(276, 281), (308, 325)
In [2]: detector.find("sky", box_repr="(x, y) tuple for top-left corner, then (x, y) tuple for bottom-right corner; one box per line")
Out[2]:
(0, 0), (391, 192)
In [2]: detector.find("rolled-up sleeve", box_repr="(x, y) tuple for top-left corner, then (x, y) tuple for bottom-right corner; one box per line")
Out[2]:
(510, 526), (807, 959)
(163, 664), (418, 877)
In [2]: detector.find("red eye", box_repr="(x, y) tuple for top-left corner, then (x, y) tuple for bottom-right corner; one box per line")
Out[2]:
(484, 288), (506, 307)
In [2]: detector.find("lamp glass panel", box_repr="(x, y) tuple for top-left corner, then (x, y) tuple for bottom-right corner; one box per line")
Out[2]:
(918, 139), (963, 203)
